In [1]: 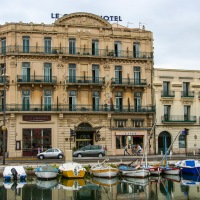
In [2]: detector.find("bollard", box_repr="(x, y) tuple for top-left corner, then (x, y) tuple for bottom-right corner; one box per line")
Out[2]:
(65, 150), (73, 162)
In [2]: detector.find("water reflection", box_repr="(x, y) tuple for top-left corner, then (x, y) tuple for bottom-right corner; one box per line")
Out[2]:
(0, 175), (200, 200)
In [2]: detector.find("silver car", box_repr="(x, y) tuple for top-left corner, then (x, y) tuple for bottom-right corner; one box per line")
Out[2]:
(37, 148), (64, 159)
(73, 145), (105, 157)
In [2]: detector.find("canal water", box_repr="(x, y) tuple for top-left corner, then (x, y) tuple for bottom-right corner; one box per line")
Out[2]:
(0, 174), (200, 200)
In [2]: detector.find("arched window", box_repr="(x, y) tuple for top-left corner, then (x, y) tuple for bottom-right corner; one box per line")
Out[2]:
(179, 134), (185, 148)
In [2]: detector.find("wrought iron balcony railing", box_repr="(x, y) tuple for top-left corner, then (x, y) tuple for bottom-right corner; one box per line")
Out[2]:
(0, 104), (155, 113)
(111, 78), (147, 86)
(1, 45), (153, 59)
(65, 76), (105, 85)
(161, 90), (175, 97)
(162, 115), (196, 123)
(0, 76), (10, 84)
(17, 75), (57, 83)
(181, 91), (194, 97)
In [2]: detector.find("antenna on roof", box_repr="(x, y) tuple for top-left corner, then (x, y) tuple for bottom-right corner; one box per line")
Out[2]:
(139, 22), (146, 29)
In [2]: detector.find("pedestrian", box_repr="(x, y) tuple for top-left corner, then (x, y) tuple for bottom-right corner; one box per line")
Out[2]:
(31, 146), (34, 157)
(38, 146), (41, 154)
(124, 144), (130, 156)
(136, 144), (142, 155)
(104, 145), (108, 156)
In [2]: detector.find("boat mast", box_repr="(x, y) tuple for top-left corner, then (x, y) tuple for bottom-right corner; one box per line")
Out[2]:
(160, 130), (181, 165)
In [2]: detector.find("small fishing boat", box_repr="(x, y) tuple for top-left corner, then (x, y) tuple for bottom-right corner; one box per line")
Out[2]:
(59, 162), (85, 178)
(148, 166), (163, 176)
(3, 166), (26, 181)
(175, 159), (200, 175)
(162, 166), (180, 175)
(35, 165), (59, 179)
(119, 160), (149, 178)
(90, 158), (119, 178)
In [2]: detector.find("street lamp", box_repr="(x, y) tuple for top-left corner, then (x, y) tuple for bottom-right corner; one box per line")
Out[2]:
(2, 54), (7, 165)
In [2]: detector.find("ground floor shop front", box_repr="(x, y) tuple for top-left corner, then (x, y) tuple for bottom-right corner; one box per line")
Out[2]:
(0, 113), (154, 157)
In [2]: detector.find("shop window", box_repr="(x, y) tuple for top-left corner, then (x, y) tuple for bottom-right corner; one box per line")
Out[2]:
(179, 134), (186, 148)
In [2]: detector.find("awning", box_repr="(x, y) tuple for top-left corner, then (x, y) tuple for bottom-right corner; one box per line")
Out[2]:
(74, 126), (103, 133)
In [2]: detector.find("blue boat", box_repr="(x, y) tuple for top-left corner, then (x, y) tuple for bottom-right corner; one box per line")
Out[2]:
(176, 159), (200, 175)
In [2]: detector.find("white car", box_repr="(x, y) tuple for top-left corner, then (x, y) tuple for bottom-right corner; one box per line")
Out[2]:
(37, 148), (64, 159)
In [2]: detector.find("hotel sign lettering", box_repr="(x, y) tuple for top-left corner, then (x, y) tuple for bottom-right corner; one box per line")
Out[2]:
(23, 115), (51, 122)
(51, 13), (122, 22)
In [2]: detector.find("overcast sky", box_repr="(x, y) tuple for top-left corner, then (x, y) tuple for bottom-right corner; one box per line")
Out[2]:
(0, 0), (200, 70)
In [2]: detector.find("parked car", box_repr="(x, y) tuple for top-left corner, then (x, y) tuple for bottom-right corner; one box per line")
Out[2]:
(73, 145), (105, 157)
(37, 148), (64, 159)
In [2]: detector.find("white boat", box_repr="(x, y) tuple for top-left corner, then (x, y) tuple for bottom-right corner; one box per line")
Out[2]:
(35, 165), (59, 179)
(36, 179), (58, 189)
(148, 166), (163, 176)
(162, 166), (180, 175)
(120, 168), (149, 178)
(59, 162), (85, 178)
(90, 159), (119, 178)
(3, 166), (26, 181)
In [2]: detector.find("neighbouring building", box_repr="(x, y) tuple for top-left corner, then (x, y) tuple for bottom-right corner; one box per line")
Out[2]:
(153, 68), (200, 155)
(0, 12), (154, 157)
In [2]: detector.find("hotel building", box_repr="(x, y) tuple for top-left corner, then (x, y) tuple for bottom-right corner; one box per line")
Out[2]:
(0, 12), (154, 157)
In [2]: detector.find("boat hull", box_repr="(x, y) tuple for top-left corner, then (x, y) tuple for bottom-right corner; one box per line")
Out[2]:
(121, 169), (149, 178)
(148, 167), (162, 176)
(35, 171), (58, 179)
(62, 170), (85, 178)
(181, 167), (200, 175)
(91, 168), (119, 178)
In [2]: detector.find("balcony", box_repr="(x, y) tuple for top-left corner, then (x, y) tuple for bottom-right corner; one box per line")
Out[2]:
(0, 76), (10, 84)
(181, 91), (194, 98)
(111, 78), (146, 87)
(65, 76), (105, 85)
(17, 75), (57, 85)
(1, 104), (155, 113)
(161, 90), (175, 98)
(162, 115), (196, 123)
(2, 45), (153, 60)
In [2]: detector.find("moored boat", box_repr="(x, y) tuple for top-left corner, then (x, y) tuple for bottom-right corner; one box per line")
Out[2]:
(90, 159), (119, 178)
(119, 160), (149, 178)
(162, 166), (180, 175)
(148, 166), (163, 176)
(175, 159), (200, 175)
(59, 162), (85, 178)
(3, 166), (27, 181)
(35, 164), (59, 179)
